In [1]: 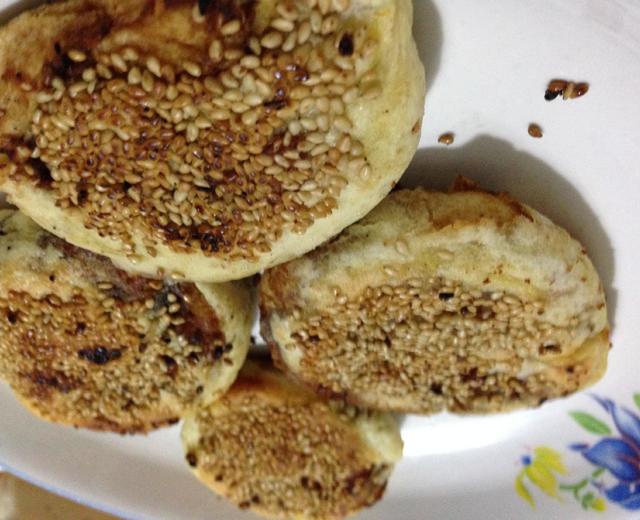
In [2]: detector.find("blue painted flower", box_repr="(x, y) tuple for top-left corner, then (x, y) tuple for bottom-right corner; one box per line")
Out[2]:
(572, 396), (640, 510)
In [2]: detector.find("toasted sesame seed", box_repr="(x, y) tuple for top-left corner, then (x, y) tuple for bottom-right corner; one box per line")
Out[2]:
(395, 240), (409, 256)
(261, 32), (283, 49)
(563, 82), (576, 100)
(208, 40), (223, 63)
(240, 55), (260, 69)
(96, 64), (112, 79)
(82, 68), (96, 82)
(184, 61), (202, 78)
(221, 19), (241, 35)
(68, 49), (87, 62)
(123, 48), (139, 62)
(146, 57), (162, 77)
(272, 18), (295, 32)
(110, 53), (128, 72)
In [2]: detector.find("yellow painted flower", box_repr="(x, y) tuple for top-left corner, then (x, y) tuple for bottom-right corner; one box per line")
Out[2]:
(515, 446), (568, 508)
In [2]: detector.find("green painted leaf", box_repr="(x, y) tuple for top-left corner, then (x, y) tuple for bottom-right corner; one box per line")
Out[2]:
(515, 472), (535, 508)
(570, 412), (612, 435)
(581, 492), (595, 510)
(634, 394), (640, 411)
(592, 467), (606, 478)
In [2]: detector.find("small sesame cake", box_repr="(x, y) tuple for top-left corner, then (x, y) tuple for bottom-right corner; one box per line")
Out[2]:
(260, 180), (610, 414)
(181, 358), (402, 520)
(0, 0), (425, 282)
(0, 210), (252, 433)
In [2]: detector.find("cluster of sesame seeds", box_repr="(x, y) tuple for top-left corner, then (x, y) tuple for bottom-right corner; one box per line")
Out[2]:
(189, 396), (390, 517)
(0, 260), (230, 432)
(545, 79), (589, 101)
(287, 277), (589, 413)
(12, 0), (379, 262)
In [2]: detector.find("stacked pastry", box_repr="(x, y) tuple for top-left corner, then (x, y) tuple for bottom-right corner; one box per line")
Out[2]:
(0, 0), (610, 519)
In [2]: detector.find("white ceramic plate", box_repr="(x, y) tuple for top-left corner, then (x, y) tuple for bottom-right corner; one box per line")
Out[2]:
(1, 0), (639, 518)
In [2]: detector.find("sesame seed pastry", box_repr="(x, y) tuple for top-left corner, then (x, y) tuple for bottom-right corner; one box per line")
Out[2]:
(181, 357), (402, 520)
(0, 0), (425, 282)
(0, 209), (252, 433)
(260, 179), (610, 414)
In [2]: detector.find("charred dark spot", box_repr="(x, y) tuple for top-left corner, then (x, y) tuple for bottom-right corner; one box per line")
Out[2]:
(539, 344), (561, 355)
(29, 370), (77, 394)
(461, 367), (478, 383)
(6, 310), (18, 324)
(197, 0), (212, 15)
(477, 306), (494, 320)
(75, 322), (87, 334)
(187, 352), (200, 364)
(213, 346), (224, 360)
(29, 158), (53, 188)
(49, 274), (56, 282)
(224, 343), (233, 353)
(544, 89), (559, 101)
(201, 232), (221, 252)
(239, 501), (251, 510)
(215, 474), (224, 482)
(383, 336), (392, 348)
(338, 33), (354, 56)
(196, 385), (204, 394)
(251, 495), (261, 504)
(263, 97), (287, 110)
(123, 181), (132, 193)
(78, 346), (122, 365)
(160, 354), (178, 377)
(186, 452), (198, 467)
(163, 223), (182, 241)
(345, 468), (372, 495)
(78, 188), (89, 206)
(430, 383), (443, 395)
(438, 292), (454, 301)
(293, 67), (309, 82)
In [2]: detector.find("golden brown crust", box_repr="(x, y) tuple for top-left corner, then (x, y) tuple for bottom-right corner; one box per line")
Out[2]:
(0, 210), (251, 433)
(260, 186), (610, 414)
(181, 358), (402, 520)
(0, 0), (425, 282)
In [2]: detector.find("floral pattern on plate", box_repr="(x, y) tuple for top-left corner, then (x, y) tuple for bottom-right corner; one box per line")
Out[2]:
(516, 393), (640, 512)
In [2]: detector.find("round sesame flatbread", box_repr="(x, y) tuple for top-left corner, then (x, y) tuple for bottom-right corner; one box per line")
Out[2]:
(0, 0), (425, 282)
(181, 357), (402, 520)
(260, 181), (610, 414)
(0, 209), (252, 433)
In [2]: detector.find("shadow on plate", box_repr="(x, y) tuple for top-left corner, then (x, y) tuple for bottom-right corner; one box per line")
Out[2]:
(401, 134), (617, 329)
(412, 0), (443, 94)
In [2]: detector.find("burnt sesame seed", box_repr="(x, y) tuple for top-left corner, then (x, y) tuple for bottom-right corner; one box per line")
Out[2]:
(438, 132), (455, 146)
(338, 33), (354, 56)
(528, 123), (543, 139)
